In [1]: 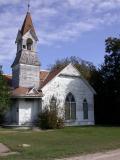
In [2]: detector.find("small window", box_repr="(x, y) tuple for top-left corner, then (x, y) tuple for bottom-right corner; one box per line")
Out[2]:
(83, 99), (88, 119)
(27, 38), (33, 50)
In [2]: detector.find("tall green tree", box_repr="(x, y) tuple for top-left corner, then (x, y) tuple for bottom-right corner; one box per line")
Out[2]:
(101, 37), (120, 96)
(0, 66), (10, 123)
(97, 37), (120, 124)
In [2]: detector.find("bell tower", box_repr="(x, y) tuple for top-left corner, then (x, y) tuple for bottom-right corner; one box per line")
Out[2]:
(11, 11), (40, 89)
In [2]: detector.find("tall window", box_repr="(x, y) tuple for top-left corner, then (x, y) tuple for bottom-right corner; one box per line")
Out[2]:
(50, 96), (57, 111)
(83, 99), (88, 119)
(27, 38), (33, 50)
(65, 93), (76, 120)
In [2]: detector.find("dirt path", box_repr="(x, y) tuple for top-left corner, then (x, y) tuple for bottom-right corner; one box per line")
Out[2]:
(0, 143), (10, 154)
(57, 149), (120, 160)
(0, 143), (18, 157)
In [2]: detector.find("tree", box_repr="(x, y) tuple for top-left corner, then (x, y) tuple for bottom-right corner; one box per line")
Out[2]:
(97, 37), (120, 124)
(101, 37), (120, 95)
(0, 66), (10, 123)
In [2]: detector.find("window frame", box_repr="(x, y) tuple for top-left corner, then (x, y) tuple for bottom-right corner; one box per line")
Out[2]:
(50, 96), (57, 111)
(83, 99), (88, 120)
(65, 93), (76, 121)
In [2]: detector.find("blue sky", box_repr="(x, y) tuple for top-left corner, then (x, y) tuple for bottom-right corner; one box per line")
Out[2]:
(0, 0), (120, 74)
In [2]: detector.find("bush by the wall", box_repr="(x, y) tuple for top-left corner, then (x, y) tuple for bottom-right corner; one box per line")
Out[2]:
(57, 117), (64, 129)
(38, 108), (64, 129)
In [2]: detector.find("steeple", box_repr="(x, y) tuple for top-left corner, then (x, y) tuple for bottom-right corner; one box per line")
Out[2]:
(21, 12), (38, 41)
(11, 10), (40, 89)
(12, 10), (40, 67)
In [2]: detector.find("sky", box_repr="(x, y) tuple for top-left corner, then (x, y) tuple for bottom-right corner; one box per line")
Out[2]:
(0, 0), (120, 74)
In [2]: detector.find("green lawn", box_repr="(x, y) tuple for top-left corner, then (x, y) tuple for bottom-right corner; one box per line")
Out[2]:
(0, 127), (120, 160)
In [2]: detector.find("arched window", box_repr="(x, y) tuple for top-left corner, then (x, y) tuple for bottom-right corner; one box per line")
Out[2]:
(50, 96), (57, 111)
(83, 99), (88, 119)
(65, 93), (76, 120)
(27, 38), (33, 50)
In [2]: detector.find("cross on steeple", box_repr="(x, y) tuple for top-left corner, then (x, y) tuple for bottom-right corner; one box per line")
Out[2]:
(27, 0), (30, 12)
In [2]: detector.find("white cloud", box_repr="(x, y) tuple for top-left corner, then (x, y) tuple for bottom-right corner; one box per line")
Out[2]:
(0, 0), (19, 5)
(0, 0), (120, 63)
(38, 21), (95, 44)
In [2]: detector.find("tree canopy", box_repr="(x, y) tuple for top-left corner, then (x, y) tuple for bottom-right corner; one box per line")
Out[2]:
(95, 37), (120, 125)
(0, 66), (10, 123)
(101, 37), (120, 96)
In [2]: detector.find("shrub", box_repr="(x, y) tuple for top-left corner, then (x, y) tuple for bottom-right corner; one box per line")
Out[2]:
(57, 117), (64, 129)
(38, 108), (64, 129)
(38, 96), (64, 129)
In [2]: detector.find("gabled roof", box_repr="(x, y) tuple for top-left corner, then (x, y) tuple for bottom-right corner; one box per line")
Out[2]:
(21, 12), (38, 41)
(41, 63), (96, 94)
(12, 87), (29, 96)
(40, 70), (49, 86)
(40, 65), (67, 88)
(40, 70), (49, 81)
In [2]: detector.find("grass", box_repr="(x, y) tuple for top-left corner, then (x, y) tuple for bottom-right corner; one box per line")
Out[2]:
(0, 126), (120, 159)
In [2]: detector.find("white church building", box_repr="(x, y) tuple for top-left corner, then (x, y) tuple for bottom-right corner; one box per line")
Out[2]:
(5, 11), (96, 126)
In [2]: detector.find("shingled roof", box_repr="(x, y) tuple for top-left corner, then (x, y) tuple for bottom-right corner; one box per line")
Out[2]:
(11, 87), (43, 98)
(40, 70), (49, 86)
(21, 12), (38, 40)
(40, 66), (66, 88)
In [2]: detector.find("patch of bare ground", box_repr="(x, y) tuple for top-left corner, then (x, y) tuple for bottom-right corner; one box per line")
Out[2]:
(0, 143), (18, 157)
(56, 149), (120, 160)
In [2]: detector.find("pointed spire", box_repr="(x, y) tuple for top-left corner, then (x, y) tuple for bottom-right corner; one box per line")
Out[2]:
(27, 0), (30, 12)
(21, 11), (38, 40)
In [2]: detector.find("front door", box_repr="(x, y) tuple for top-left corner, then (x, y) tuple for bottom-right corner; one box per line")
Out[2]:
(23, 103), (32, 124)
(19, 99), (33, 125)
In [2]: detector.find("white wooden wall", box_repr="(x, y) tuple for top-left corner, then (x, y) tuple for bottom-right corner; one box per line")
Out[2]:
(42, 64), (95, 126)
